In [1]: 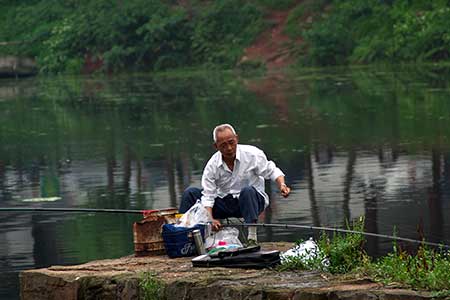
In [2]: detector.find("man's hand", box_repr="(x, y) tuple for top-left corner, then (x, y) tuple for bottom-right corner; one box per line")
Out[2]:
(280, 184), (291, 198)
(211, 219), (222, 231)
(206, 206), (222, 231)
(275, 176), (291, 198)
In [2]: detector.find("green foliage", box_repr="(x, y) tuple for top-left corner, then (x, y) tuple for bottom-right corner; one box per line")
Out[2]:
(368, 244), (450, 294)
(254, 0), (296, 10)
(139, 272), (165, 300)
(302, 15), (354, 66)
(0, 0), (265, 73)
(278, 213), (450, 293)
(317, 218), (368, 274)
(284, 0), (330, 38)
(191, 0), (264, 67)
(301, 0), (450, 65)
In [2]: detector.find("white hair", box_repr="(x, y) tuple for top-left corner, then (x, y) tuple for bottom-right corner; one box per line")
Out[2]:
(212, 124), (237, 142)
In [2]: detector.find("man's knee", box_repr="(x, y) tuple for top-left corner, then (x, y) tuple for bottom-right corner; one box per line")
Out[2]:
(180, 187), (202, 213)
(182, 187), (201, 199)
(240, 186), (257, 198)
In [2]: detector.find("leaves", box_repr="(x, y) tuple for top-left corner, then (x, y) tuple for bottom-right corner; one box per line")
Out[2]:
(302, 0), (450, 65)
(1, 0), (264, 73)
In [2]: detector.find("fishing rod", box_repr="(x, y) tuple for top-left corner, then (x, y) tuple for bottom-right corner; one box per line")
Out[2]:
(0, 207), (157, 215)
(1, 207), (448, 249)
(224, 222), (450, 249)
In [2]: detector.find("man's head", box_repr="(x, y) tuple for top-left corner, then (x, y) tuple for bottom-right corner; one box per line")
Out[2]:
(213, 124), (238, 161)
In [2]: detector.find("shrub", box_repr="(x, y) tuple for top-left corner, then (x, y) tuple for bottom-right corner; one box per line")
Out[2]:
(301, 0), (450, 65)
(369, 244), (450, 293)
(139, 271), (165, 300)
(191, 0), (264, 68)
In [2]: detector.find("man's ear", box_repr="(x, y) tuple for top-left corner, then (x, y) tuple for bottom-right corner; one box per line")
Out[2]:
(235, 135), (239, 143)
(213, 142), (218, 150)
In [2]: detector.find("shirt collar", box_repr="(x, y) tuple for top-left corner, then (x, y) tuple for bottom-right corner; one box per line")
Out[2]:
(235, 144), (241, 162)
(217, 144), (241, 168)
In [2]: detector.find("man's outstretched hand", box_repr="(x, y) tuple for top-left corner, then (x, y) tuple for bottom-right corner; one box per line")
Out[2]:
(276, 176), (291, 198)
(280, 184), (291, 198)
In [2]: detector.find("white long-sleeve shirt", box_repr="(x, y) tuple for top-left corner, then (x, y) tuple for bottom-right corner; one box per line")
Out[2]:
(201, 144), (285, 208)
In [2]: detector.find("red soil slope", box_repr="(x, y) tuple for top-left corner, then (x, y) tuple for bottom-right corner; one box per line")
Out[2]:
(242, 5), (299, 70)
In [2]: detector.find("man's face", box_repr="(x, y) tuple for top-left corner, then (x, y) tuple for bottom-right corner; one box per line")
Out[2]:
(214, 128), (238, 160)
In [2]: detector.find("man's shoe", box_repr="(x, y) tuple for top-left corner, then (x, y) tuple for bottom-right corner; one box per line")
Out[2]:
(246, 239), (258, 247)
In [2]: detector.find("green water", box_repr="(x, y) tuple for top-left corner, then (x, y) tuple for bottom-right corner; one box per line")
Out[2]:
(1, 66), (450, 299)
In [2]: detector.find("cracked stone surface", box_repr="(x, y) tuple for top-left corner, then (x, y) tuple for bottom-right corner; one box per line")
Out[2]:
(20, 242), (449, 300)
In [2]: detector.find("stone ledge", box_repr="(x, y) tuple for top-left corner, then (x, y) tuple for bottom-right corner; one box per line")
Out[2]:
(20, 243), (448, 300)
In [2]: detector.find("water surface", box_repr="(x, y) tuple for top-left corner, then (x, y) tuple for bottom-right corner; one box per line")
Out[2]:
(1, 66), (450, 298)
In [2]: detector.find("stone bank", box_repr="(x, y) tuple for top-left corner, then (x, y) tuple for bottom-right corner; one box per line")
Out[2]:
(20, 242), (447, 300)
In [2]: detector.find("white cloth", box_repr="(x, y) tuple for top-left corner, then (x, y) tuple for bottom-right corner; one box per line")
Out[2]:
(201, 144), (284, 208)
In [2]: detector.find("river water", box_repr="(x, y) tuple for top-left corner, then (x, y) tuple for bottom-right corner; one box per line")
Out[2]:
(1, 66), (450, 299)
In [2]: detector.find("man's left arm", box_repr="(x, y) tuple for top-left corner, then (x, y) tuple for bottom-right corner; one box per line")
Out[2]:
(255, 151), (291, 198)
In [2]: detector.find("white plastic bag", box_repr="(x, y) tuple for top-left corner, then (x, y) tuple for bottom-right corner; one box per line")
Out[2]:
(176, 200), (212, 227)
(280, 237), (329, 269)
(204, 227), (243, 249)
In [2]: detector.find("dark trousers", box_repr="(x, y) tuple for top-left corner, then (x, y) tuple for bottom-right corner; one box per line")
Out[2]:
(179, 186), (265, 223)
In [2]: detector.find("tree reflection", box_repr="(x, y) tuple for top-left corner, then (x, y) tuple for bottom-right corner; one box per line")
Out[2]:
(343, 149), (356, 224)
(428, 148), (443, 243)
(166, 152), (177, 208)
(364, 185), (379, 256)
(305, 148), (321, 227)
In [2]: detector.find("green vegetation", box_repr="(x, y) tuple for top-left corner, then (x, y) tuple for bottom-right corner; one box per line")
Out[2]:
(300, 0), (450, 66)
(139, 272), (165, 300)
(3, 0), (450, 71)
(279, 218), (450, 295)
(284, 0), (329, 39)
(369, 244), (450, 295)
(0, 0), (265, 73)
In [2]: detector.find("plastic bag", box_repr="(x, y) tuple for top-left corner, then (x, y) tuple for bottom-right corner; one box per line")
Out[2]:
(280, 237), (329, 269)
(205, 227), (243, 249)
(176, 200), (212, 227)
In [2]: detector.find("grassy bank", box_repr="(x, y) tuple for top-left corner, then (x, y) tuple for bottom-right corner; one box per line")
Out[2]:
(279, 219), (450, 296)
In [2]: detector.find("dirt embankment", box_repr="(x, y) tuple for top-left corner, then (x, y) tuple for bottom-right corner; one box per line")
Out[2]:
(241, 3), (302, 71)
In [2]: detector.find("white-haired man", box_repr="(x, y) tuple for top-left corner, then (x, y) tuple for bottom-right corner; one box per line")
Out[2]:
(179, 124), (291, 244)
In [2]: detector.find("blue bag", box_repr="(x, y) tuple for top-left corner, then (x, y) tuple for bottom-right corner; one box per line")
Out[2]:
(162, 224), (205, 258)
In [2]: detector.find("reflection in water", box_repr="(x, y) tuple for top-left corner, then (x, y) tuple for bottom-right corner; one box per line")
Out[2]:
(305, 149), (321, 227)
(1, 67), (450, 298)
(343, 149), (356, 224)
(429, 149), (443, 243)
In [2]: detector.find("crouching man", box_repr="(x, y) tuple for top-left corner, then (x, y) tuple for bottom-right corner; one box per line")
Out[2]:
(179, 123), (291, 244)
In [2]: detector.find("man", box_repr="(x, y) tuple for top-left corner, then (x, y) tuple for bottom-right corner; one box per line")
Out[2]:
(179, 123), (291, 244)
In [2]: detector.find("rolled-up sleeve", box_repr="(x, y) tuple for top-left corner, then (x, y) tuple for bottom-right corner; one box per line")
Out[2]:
(201, 163), (217, 207)
(255, 151), (285, 181)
